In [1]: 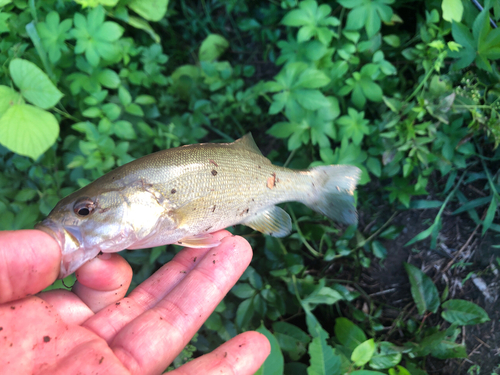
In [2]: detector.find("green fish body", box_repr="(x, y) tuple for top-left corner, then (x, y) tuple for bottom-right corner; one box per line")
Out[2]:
(36, 134), (360, 278)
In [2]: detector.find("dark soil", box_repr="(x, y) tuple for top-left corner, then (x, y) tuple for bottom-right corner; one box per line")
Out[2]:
(364, 206), (500, 375)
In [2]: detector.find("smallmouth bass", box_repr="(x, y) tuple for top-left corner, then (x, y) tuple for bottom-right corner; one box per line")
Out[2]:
(36, 134), (360, 278)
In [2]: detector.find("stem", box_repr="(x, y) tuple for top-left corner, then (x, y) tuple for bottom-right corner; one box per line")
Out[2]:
(353, 211), (399, 251)
(53, 107), (80, 122)
(289, 207), (322, 257)
(283, 148), (297, 168)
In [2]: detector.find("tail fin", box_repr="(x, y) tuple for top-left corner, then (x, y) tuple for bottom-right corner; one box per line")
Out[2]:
(305, 165), (361, 225)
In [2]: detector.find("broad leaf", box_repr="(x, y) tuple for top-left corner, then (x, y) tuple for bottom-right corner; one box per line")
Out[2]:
(273, 321), (310, 360)
(128, 0), (169, 22)
(9, 59), (63, 109)
(404, 263), (440, 315)
(0, 86), (23, 117)
(351, 339), (375, 366)
(442, 0), (463, 22)
(199, 34), (229, 62)
(0, 104), (59, 160)
(441, 299), (490, 325)
(334, 317), (366, 351)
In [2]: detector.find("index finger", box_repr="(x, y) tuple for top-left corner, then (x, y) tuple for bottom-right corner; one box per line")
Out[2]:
(0, 230), (61, 303)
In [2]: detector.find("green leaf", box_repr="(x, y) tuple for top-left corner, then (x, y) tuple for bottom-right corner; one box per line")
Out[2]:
(432, 340), (467, 359)
(273, 321), (311, 360)
(125, 103), (144, 117)
(482, 196), (498, 235)
(404, 263), (440, 315)
(281, 1), (338, 45)
(351, 339), (375, 366)
(126, 16), (161, 43)
(369, 342), (403, 370)
(442, 0), (463, 22)
(199, 34), (229, 62)
(102, 103), (121, 121)
(294, 68), (331, 89)
(292, 89), (330, 110)
(383, 34), (400, 47)
(334, 317), (366, 351)
(302, 286), (344, 307)
(9, 59), (63, 109)
(441, 299), (490, 325)
(128, 0), (168, 22)
(113, 120), (136, 140)
(0, 104), (59, 160)
(135, 95), (156, 105)
(98, 69), (121, 89)
(71, 6), (124, 66)
(254, 323), (284, 375)
(404, 224), (435, 246)
(0, 86), (23, 117)
(371, 240), (387, 259)
(119, 86), (132, 106)
(305, 310), (342, 375)
(36, 11), (72, 63)
(235, 298), (254, 329)
(231, 283), (256, 299)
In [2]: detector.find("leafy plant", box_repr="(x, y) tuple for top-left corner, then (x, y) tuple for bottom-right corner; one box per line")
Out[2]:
(1, 0), (499, 373)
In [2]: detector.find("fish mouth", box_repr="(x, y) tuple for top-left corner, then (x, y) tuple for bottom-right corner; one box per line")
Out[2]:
(35, 220), (96, 279)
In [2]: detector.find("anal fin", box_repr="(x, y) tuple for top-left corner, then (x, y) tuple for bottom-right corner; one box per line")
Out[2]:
(242, 206), (291, 237)
(176, 234), (221, 248)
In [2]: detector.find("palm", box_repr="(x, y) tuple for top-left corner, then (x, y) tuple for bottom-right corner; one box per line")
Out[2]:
(0, 230), (269, 374)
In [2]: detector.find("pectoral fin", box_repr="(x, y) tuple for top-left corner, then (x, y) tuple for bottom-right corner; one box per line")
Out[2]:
(242, 206), (292, 237)
(176, 234), (221, 248)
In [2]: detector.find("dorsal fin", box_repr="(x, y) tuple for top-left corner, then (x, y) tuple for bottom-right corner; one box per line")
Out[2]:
(231, 133), (263, 156)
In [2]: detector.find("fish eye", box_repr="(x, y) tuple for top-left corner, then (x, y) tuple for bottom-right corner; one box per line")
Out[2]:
(73, 199), (95, 217)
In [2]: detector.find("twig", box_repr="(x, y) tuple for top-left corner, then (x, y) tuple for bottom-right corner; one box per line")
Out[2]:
(441, 211), (484, 274)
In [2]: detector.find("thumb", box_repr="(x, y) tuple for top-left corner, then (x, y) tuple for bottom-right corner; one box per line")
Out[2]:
(0, 230), (61, 303)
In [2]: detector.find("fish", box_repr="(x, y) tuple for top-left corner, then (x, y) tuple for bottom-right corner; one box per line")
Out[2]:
(36, 134), (361, 278)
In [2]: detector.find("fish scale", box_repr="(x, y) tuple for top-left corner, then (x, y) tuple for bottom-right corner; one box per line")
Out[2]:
(36, 134), (361, 278)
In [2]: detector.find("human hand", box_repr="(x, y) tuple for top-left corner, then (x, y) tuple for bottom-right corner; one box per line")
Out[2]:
(0, 229), (270, 374)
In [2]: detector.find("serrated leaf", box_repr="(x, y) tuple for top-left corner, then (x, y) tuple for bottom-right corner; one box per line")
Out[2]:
(273, 321), (310, 360)
(254, 323), (284, 375)
(404, 262), (440, 315)
(9, 59), (63, 109)
(305, 309), (342, 375)
(441, 299), (490, 325)
(0, 104), (59, 160)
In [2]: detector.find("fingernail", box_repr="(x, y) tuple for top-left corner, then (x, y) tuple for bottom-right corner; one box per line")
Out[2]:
(98, 253), (112, 260)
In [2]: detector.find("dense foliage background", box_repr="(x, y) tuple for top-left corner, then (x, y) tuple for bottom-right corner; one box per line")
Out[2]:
(1, 0), (499, 373)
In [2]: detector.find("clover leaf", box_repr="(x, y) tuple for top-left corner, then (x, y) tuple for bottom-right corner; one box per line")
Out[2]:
(281, 0), (339, 45)
(265, 62), (331, 118)
(36, 12), (73, 63)
(71, 5), (124, 67)
(336, 107), (371, 145)
(338, 64), (383, 109)
(338, 0), (394, 38)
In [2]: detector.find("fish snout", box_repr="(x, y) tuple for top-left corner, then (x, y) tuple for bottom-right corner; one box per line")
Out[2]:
(35, 220), (89, 278)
